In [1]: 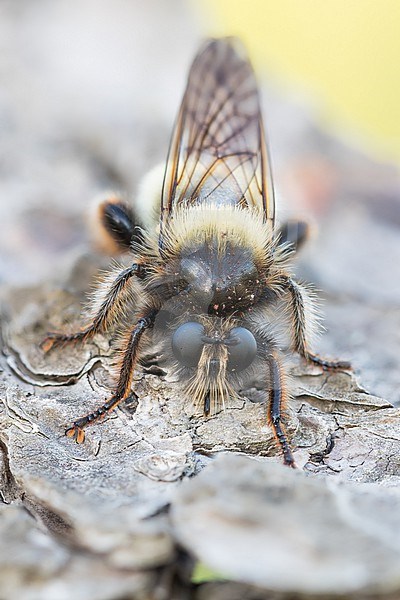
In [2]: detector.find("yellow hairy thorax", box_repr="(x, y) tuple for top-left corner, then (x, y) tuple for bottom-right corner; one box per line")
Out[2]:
(162, 204), (274, 265)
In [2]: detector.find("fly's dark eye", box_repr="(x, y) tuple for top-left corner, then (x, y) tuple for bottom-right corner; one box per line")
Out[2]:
(227, 327), (257, 372)
(171, 322), (205, 367)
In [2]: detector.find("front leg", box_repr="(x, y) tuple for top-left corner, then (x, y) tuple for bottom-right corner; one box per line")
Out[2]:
(66, 308), (158, 443)
(267, 351), (295, 468)
(280, 275), (351, 370)
(42, 262), (146, 352)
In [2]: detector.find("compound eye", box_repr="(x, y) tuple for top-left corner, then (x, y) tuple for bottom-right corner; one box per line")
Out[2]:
(171, 322), (205, 367)
(227, 327), (257, 372)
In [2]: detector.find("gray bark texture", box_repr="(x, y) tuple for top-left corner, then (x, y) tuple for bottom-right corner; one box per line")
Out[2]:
(1, 2), (400, 599)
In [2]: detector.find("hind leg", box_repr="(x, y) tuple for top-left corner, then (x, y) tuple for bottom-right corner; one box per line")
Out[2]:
(276, 219), (311, 253)
(94, 194), (144, 254)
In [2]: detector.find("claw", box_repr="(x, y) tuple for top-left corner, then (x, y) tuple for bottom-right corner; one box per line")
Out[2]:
(40, 334), (58, 353)
(65, 425), (86, 444)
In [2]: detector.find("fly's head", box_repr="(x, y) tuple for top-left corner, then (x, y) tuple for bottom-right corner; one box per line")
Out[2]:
(170, 315), (259, 414)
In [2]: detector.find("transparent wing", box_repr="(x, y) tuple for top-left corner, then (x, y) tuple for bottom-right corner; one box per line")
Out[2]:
(160, 37), (275, 245)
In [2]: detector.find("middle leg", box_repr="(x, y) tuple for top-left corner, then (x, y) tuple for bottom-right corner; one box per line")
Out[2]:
(42, 262), (146, 352)
(280, 275), (351, 370)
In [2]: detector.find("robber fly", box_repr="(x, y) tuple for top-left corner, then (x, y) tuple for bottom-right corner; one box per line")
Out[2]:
(42, 38), (350, 467)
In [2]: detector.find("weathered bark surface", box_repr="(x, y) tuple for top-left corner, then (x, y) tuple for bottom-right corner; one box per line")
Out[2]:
(1, 264), (400, 599)
(1, 2), (400, 599)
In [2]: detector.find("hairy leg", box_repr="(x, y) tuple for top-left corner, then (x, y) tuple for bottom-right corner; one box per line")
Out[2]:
(66, 308), (158, 443)
(42, 262), (146, 352)
(266, 351), (295, 468)
(281, 275), (351, 370)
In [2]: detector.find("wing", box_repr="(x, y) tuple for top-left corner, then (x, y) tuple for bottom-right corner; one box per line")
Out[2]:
(160, 37), (275, 247)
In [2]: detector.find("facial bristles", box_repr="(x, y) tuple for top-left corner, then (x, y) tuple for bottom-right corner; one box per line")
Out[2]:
(184, 342), (235, 416)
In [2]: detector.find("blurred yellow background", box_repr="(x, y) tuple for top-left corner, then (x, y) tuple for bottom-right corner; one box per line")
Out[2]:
(202, 0), (400, 164)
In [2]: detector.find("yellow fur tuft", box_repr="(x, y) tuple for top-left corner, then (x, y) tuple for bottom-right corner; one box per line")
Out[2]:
(161, 204), (275, 267)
